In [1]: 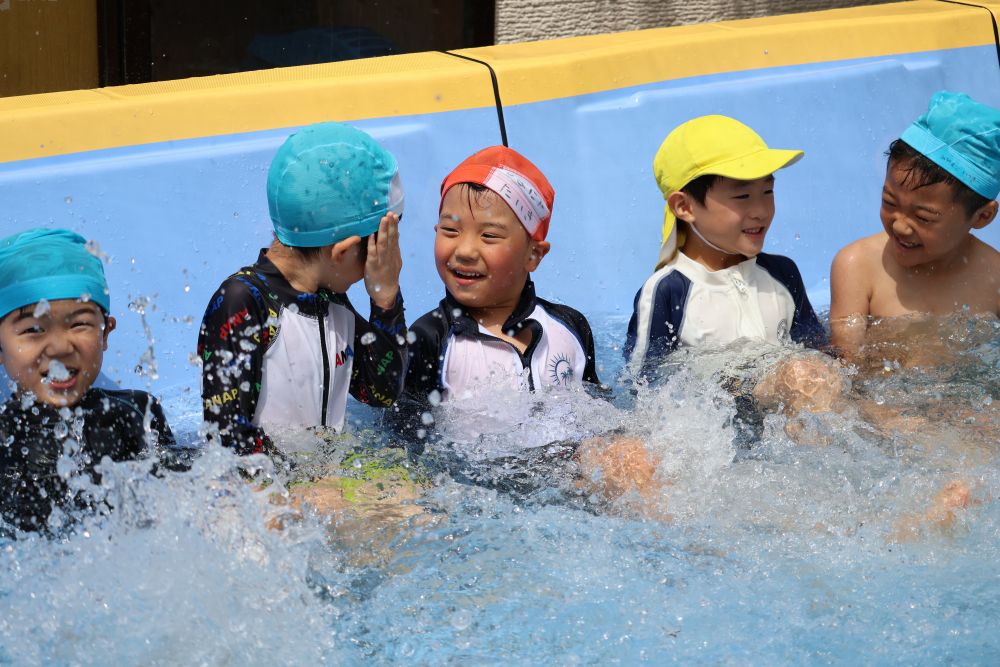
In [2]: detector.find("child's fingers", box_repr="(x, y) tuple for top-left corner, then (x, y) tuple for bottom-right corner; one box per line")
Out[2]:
(375, 214), (400, 263)
(378, 213), (399, 253)
(367, 229), (378, 263)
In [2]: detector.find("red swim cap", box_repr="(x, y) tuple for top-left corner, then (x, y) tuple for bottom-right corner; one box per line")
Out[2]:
(440, 146), (555, 241)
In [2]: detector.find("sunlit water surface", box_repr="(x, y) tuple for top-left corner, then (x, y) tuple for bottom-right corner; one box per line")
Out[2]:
(2, 315), (1000, 665)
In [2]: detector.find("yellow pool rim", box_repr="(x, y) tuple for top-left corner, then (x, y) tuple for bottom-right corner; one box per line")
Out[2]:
(0, 0), (996, 164)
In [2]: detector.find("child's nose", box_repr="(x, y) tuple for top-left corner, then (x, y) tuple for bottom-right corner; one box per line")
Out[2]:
(454, 234), (479, 259)
(43, 335), (73, 357)
(891, 215), (914, 237)
(748, 197), (770, 220)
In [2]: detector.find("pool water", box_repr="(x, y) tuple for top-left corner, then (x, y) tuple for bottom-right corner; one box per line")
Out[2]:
(2, 314), (999, 665)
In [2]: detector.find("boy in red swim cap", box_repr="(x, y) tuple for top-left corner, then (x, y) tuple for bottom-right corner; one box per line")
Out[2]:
(400, 145), (601, 418)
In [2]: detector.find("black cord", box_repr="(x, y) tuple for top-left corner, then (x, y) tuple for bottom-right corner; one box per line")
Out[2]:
(442, 51), (509, 147)
(935, 0), (1000, 72)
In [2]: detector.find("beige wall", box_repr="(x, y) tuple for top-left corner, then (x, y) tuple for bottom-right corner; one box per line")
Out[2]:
(495, 0), (891, 43)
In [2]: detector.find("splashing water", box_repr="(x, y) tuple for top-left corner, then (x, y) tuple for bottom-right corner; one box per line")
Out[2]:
(128, 295), (159, 382)
(2, 314), (999, 663)
(42, 360), (71, 383)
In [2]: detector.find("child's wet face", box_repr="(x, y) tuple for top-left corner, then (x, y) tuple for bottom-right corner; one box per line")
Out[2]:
(0, 300), (113, 407)
(880, 163), (980, 269)
(435, 185), (540, 314)
(689, 176), (775, 257)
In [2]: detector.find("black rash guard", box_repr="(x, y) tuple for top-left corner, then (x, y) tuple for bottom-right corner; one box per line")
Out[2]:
(388, 279), (600, 439)
(198, 249), (407, 455)
(0, 387), (175, 535)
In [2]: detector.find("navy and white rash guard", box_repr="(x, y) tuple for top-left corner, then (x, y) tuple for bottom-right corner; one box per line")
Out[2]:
(198, 250), (407, 455)
(391, 280), (600, 429)
(624, 251), (826, 377)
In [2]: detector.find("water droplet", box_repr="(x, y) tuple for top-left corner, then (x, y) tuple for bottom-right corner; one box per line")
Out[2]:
(360, 332), (377, 345)
(63, 196), (72, 204)
(450, 609), (472, 630)
(32, 299), (50, 318)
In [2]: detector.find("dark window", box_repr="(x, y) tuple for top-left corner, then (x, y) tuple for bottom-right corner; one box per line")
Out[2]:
(98, 0), (495, 87)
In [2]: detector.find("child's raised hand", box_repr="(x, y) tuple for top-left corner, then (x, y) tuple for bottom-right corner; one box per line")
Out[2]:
(364, 212), (402, 310)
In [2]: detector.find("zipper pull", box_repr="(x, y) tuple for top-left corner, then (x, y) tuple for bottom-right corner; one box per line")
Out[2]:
(731, 273), (748, 296)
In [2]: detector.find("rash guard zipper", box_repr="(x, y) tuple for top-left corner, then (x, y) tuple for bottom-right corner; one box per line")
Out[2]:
(317, 295), (331, 427)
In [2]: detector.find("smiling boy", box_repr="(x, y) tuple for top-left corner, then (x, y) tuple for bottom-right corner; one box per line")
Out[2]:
(0, 228), (175, 534)
(625, 115), (826, 378)
(398, 146), (599, 419)
(830, 91), (1000, 360)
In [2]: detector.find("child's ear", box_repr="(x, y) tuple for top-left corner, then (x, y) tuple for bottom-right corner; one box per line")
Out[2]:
(329, 236), (363, 262)
(971, 200), (999, 230)
(667, 191), (697, 223)
(102, 315), (116, 351)
(527, 241), (551, 271)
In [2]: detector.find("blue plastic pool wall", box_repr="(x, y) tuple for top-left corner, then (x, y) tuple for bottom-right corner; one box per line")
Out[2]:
(0, 41), (999, 406)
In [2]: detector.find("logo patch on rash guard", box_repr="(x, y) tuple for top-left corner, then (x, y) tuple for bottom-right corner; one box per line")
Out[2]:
(335, 345), (354, 367)
(547, 353), (574, 387)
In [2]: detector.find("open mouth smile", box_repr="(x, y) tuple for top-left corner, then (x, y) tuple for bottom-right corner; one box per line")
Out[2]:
(448, 264), (486, 285)
(41, 364), (80, 391)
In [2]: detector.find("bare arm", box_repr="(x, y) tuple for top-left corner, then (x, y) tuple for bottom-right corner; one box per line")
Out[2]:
(829, 241), (872, 361)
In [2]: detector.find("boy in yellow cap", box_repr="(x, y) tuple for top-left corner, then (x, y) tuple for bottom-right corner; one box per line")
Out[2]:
(624, 115), (826, 378)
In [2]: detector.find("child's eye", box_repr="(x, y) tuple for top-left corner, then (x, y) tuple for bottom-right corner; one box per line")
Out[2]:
(763, 189), (774, 196)
(18, 325), (44, 335)
(71, 320), (95, 330)
(881, 199), (895, 208)
(732, 194), (750, 200)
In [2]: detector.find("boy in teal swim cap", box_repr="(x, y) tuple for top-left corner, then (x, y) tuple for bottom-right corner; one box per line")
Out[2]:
(828, 91), (1000, 536)
(199, 121), (407, 457)
(0, 228), (176, 534)
(831, 91), (1000, 362)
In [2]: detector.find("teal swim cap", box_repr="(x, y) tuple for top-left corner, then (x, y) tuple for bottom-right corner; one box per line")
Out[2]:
(901, 90), (1000, 200)
(267, 122), (404, 248)
(0, 228), (110, 319)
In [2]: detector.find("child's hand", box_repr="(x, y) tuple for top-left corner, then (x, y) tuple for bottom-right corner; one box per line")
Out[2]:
(364, 212), (402, 310)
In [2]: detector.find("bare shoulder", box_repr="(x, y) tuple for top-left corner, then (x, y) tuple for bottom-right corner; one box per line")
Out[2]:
(970, 236), (1000, 271)
(832, 232), (885, 268)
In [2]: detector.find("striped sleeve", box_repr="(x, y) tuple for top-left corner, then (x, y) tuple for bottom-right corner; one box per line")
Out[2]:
(623, 267), (692, 378)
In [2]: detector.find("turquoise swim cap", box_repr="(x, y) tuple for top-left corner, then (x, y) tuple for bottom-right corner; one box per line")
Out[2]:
(0, 228), (110, 319)
(267, 122), (404, 248)
(901, 90), (1000, 200)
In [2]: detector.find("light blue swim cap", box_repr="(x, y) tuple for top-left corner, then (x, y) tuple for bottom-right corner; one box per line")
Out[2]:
(267, 122), (404, 248)
(0, 228), (110, 319)
(901, 90), (1000, 200)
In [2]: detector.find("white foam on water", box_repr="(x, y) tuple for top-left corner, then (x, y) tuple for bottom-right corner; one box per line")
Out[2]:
(2, 314), (999, 663)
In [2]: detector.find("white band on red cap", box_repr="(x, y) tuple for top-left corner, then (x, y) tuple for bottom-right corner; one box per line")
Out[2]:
(483, 166), (550, 236)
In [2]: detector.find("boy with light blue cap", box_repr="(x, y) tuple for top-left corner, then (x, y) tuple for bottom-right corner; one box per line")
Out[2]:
(199, 121), (407, 456)
(0, 228), (176, 534)
(831, 91), (1000, 360)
